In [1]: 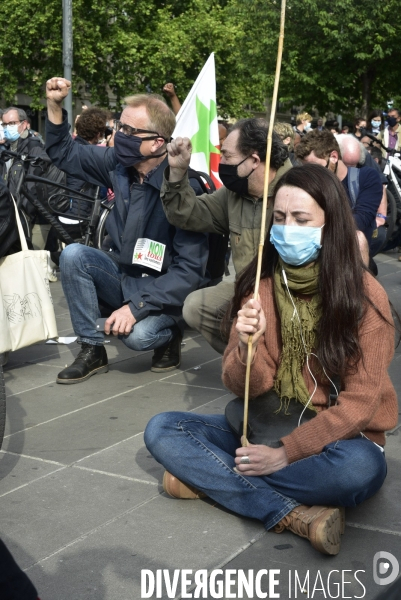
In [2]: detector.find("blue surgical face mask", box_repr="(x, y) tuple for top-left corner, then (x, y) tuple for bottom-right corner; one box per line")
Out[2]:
(3, 124), (20, 142)
(270, 224), (323, 266)
(371, 120), (381, 129)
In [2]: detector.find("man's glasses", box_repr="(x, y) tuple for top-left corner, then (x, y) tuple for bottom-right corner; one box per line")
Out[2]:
(3, 121), (21, 128)
(115, 121), (167, 141)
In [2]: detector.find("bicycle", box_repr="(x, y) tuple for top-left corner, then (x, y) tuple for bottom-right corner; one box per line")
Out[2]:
(360, 130), (401, 252)
(0, 148), (113, 250)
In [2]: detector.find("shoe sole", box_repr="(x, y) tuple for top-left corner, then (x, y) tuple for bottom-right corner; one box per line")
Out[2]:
(162, 471), (206, 499)
(309, 507), (342, 555)
(150, 362), (180, 373)
(331, 506), (345, 534)
(56, 364), (109, 385)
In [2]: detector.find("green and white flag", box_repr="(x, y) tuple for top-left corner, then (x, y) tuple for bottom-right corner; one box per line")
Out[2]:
(173, 53), (222, 189)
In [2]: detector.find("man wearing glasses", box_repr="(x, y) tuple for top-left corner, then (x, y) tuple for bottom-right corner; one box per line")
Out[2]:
(45, 77), (209, 384)
(0, 107), (51, 248)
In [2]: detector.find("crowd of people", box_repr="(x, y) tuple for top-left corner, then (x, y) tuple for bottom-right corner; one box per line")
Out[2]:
(1, 80), (401, 594)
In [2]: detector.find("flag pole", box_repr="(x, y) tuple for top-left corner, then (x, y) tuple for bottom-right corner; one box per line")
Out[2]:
(242, 0), (287, 447)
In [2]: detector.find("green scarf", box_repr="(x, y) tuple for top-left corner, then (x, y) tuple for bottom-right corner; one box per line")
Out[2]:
(273, 257), (321, 412)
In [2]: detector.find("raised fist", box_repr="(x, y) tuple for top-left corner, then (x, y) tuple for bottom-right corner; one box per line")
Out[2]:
(163, 83), (177, 98)
(167, 137), (192, 172)
(46, 77), (71, 103)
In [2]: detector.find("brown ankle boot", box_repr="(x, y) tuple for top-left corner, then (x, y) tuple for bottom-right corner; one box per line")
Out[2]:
(273, 505), (342, 555)
(162, 471), (206, 499)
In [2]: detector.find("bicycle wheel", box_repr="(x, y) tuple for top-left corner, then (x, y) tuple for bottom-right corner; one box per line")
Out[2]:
(94, 203), (114, 250)
(0, 366), (6, 450)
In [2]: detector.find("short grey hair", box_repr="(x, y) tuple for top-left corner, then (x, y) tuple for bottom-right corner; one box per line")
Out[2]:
(2, 106), (28, 121)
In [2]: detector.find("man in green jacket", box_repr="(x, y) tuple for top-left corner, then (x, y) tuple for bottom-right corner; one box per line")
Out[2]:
(160, 118), (291, 354)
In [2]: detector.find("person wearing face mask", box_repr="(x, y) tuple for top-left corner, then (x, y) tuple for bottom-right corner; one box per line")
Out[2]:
(352, 117), (366, 139)
(0, 107), (59, 271)
(45, 77), (210, 383)
(293, 111), (312, 137)
(366, 110), (382, 137)
(377, 108), (401, 158)
(160, 117), (291, 354)
(145, 164), (398, 556)
(295, 129), (382, 267)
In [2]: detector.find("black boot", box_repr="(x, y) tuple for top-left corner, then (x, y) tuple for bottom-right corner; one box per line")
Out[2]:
(56, 343), (108, 384)
(151, 331), (182, 373)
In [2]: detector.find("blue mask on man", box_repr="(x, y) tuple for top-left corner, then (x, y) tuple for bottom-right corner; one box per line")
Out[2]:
(270, 224), (323, 266)
(3, 125), (20, 142)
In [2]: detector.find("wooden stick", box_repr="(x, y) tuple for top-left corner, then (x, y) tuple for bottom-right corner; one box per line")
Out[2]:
(242, 0), (287, 446)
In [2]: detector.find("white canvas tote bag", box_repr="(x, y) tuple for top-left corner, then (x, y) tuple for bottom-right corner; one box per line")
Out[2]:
(0, 198), (58, 353)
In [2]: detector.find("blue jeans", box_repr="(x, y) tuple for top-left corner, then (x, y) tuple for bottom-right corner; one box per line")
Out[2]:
(145, 412), (387, 530)
(60, 244), (176, 349)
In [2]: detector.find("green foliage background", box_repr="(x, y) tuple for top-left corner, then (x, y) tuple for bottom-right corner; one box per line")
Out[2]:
(0, 0), (400, 117)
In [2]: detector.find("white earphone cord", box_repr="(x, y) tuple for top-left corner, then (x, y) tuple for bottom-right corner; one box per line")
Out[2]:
(281, 268), (338, 427)
(281, 268), (383, 451)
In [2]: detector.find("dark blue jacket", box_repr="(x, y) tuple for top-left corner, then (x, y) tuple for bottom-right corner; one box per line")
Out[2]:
(342, 165), (382, 244)
(64, 135), (102, 219)
(45, 111), (209, 323)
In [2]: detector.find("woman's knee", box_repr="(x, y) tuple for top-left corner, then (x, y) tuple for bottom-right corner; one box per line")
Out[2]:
(144, 412), (178, 454)
(328, 439), (387, 502)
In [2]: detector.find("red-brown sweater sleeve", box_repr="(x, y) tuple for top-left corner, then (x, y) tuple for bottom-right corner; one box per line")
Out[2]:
(222, 280), (279, 398)
(282, 276), (398, 462)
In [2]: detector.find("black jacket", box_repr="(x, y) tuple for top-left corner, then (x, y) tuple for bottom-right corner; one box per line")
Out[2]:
(0, 133), (46, 218)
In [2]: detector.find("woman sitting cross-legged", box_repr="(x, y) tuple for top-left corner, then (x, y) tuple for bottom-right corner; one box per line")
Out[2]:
(144, 164), (398, 555)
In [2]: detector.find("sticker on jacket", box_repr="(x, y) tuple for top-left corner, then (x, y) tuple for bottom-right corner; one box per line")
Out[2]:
(132, 238), (166, 272)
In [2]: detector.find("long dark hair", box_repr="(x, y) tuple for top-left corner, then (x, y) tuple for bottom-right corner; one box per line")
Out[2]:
(225, 164), (370, 379)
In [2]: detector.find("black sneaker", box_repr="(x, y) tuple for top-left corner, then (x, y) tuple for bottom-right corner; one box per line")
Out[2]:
(56, 343), (108, 384)
(151, 331), (182, 373)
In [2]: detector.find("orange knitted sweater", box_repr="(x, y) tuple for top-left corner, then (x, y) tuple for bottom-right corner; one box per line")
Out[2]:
(222, 273), (398, 464)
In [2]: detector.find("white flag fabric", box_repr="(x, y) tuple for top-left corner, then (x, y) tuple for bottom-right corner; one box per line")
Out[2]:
(173, 53), (222, 189)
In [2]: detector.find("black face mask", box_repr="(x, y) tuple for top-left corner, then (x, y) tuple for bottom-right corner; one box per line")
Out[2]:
(387, 116), (398, 128)
(113, 131), (166, 168)
(218, 156), (253, 195)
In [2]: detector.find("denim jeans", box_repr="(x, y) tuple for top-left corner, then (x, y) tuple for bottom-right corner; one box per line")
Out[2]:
(145, 412), (387, 530)
(60, 244), (176, 349)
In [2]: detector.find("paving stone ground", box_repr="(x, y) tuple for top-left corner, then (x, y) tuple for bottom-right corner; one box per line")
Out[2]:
(1, 252), (401, 600)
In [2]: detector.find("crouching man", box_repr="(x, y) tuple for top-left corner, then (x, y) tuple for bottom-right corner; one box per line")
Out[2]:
(45, 77), (209, 384)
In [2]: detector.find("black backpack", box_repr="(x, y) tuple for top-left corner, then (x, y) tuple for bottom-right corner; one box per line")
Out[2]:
(187, 169), (229, 282)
